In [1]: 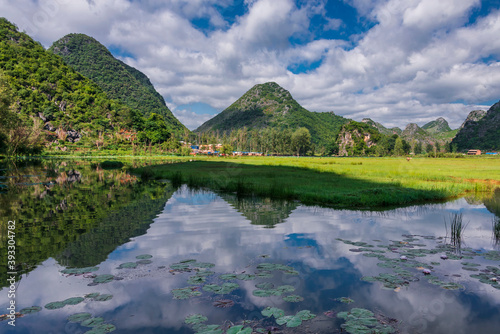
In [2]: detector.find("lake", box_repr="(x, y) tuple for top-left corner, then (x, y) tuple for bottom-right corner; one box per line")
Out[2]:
(1, 159), (500, 334)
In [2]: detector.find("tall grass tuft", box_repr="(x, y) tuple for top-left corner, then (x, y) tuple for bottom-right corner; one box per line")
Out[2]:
(171, 171), (183, 188)
(445, 212), (468, 250)
(493, 217), (500, 246)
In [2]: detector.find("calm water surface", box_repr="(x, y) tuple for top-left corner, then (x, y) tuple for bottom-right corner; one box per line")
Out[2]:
(1, 159), (500, 334)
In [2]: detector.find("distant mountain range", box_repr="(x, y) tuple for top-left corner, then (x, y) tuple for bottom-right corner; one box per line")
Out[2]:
(1, 16), (498, 153)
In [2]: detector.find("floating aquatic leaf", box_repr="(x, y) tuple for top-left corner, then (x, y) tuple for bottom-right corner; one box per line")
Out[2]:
(255, 282), (274, 290)
(261, 307), (285, 318)
(172, 287), (202, 300)
(255, 271), (273, 279)
(117, 262), (138, 269)
(219, 274), (237, 280)
(136, 259), (152, 265)
(85, 293), (100, 299)
(295, 310), (316, 321)
(195, 270), (215, 277)
(93, 274), (115, 284)
(276, 285), (295, 293)
(136, 254), (152, 260)
(212, 299), (235, 308)
(194, 324), (223, 334)
(185, 314), (208, 325)
(336, 297), (354, 304)
(187, 275), (206, 285)
(180, 259), (197, 264)
(253, 289), (281, 297)
(18, 306), (42, 315)
(84, 324), (116, 333)
(61, 267), (99, 275)
(283, 269), (299, 275)
(170, 263), (190, 270)
(276, 315), (302, 327)
(462, 267), (479, 271)
(63, 297), (84, 305)
(45, 301), (66, 310)
(94, 294), (113, 302)
(192, 262), (215, 269)
(68, 313), (92, 323)
(338, 308), (395, 334)
(236, 274), (256, 281)
(226, 325), (252, 334)
(283, 295), (304, 302)
(81, 317), (105, 327)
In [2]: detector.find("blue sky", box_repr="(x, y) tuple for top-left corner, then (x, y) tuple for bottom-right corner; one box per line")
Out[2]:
(2, 0), (500, 130)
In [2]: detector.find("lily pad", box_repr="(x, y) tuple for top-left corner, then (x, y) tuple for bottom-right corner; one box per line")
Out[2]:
(296, 310), (316, 321)
(81, 317), (105, 327)
(253, 289), (281, 297)
(170, 263), (190, 270)
(68, 313), (92, 323)
(187, 275), (207, 285)
(276, 285), (295, 293)
(85, 293), (100, 299)
(219, 274), (237, 280)
(93, 274), (115, 284)
(19, 306), (42, 315)
(45, 301), (66, 310)
(94, 294), (113, 302)
(236, 274), (256, 281)
(276, 315), (302, 327)
(283, 295), (304, 302)
(180, 259), (197, 264)
(84, 324), (116, 333)
(226, 325), (252, 334)
(172, 287), (202, 300)
(336, 297), (354, 304)
(61, 267), (99, 275)
(192, 262), (215, 269)
(136, 259), (153, 265)
(63, 297), (84, 305)
(117, 262), (138, 269)
(256, 282), (274, 290)
(261, 307), (285, 318)
(136, 254), (153, 260)
(185, 314), (208, 325)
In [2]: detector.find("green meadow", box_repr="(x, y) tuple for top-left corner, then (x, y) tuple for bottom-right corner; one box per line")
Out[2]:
(132, 156), (500, 209)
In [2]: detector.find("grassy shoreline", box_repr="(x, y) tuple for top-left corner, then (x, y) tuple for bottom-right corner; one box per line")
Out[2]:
(131, 156), (500, 209)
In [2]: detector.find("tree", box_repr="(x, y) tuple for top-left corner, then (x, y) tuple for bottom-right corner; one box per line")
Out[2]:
(425, 143), (433, 154)
(291, 127), (311, 156)
(137, 113), (171, 144)
(220, 144), (233, 156)
(393, 137), (404, 156)
(414, 142), (423, 155)
(435, 141), (441, 153)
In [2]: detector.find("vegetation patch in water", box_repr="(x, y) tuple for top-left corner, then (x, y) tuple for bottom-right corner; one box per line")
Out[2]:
(283, 295), (304, 302)
(61, 267), (99, 275)
(84, 324), (116, 333)
(172, 287), (202, 299)
(81, 317), (105, 327)
(92, 274), (115, 284)
(185, 314), (208, 325)
(68, 313), (92, 323)
(117, 262), (138, 269)
(19, 306), (42, 315)
(337, 308), (395, 334)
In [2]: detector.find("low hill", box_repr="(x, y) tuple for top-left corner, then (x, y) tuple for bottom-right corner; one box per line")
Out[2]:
(452, 102), (500, 151)
(49, 33), (187, 136)
(196, 82), (349, 147)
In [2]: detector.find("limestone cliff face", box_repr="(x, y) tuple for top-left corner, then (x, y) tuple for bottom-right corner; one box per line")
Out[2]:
(452, 102), (500, 151)
(337, 123), (377, 156)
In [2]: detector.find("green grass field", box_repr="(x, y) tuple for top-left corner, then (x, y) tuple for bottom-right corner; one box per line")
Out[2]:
(131, 156), (500, 209)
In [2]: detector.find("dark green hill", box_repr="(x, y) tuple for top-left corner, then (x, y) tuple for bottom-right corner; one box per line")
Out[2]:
(195, 82), (349, 146)
(0, 18), (137, 134)
(452, 102), (500, 151)
(49, 33), (186, 136)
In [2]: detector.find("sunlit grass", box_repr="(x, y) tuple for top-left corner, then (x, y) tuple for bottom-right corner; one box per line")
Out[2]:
(131, 156), (500, 208)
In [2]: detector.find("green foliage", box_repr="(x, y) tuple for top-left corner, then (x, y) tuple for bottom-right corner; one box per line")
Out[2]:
(137, 113), (171, 144)
(291, 127), (311, 156)
(0, 18), (140, 145)
(49, 33), (187, 136)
